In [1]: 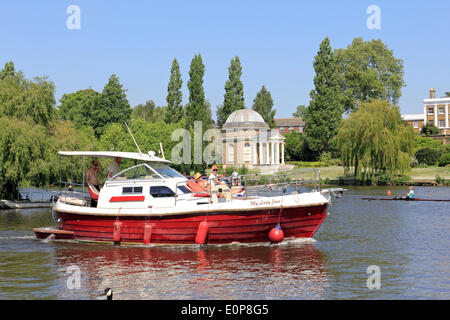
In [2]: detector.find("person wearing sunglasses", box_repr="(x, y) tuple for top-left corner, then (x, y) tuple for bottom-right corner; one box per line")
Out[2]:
(208, 165), (227, 188)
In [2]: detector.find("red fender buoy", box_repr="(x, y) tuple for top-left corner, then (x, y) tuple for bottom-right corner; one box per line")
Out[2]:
(113, 221), (122, 243)
(269, 223), (284, 243)
(195, 221), (209, 245)
(143, 224), (152, 244)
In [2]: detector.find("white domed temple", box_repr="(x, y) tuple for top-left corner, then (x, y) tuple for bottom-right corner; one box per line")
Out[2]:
(221, 109), (288, 170)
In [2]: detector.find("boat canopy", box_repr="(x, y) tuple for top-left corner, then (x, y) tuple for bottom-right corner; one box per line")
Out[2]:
(58, 151), (171, 164)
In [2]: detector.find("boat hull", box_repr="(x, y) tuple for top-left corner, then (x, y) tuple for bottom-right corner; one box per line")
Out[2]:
(41, 204), (328, 245)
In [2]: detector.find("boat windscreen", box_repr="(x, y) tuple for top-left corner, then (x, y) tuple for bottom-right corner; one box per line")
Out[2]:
(111, 164), (160, 181)
(149, 162), (185, 179)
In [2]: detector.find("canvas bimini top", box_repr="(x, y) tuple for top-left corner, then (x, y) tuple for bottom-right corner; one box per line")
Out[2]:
(58, 151), (171, 164)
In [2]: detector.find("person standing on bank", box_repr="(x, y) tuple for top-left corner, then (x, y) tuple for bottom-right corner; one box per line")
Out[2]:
(107, 157), (121, 180)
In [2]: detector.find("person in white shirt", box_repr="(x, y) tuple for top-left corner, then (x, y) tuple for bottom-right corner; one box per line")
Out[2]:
(107, 157), (121, 179)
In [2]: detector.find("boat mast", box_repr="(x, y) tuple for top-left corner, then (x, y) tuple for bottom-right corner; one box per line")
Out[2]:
(124, 122), (142, 154)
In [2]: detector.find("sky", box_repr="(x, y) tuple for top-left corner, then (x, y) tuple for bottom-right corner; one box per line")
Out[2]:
(0, 0), (449, 119)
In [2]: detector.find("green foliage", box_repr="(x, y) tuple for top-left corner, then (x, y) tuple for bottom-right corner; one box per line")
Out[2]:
(165, 58), (184, 124)
(58, 74), (131, 138)
(413, 135), (443, 153)
(420, 123), (440, 136)
(292, 105), (306, 118)
(285, 131), (305, 161)
(414, 147), (442, 166)
(98, 74), (132, 137)
(185, 54), (211, 130)
(335, 37), (405, 113)
(217, 56), (245, 127)
(0, 65), (56, 128)
(337, 99), (414, 183)
(0, 117), (52, 198)
(438, 153), (450, 167)
(304, 37), (344, 159)
(252, 85), (276, 128)
(132, 100), (167, 123)
(58, 88), (102, 128)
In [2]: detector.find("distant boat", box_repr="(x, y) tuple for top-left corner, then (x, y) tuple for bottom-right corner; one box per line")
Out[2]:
(362, 197), (450, 202)
(0, 199), (52, 209)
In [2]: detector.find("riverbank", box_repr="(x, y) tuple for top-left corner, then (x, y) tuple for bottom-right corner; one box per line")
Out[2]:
(287, 164), (450, 186)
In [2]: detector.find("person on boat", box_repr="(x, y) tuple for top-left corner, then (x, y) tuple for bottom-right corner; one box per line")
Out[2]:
(107, 157), (121, 179)
(405, 186), (415, 200)
(209, 165), (227, 188)
(86, 160), (102, 207)
(86, 160), (102, 190)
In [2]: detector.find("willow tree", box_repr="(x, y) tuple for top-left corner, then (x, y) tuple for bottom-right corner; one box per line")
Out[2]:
(337, 99), (414, 183)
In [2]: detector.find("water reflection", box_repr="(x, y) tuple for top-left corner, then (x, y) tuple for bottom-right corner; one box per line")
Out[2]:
(51, 241), (328, 299)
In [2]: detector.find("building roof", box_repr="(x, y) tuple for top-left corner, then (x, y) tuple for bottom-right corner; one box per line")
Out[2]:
(274, 118), (305, 126)
(401, 114), (424, 121)
(222, 109), (269, 129)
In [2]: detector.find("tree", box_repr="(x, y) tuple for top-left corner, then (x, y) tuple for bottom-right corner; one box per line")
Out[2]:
(420, 123), (440, 136)
(292, 105), (306, 118)
(252, 85), (276, 128)
(335, 37), (405, 113)
(132, 100), (156, 122)
(185, 54), (210, 130)
(0, 61), (17, 80)
(444, 92), (450, 97)
(217, 56), (245, 126)
(58, 88), (102, 129)
(337, 99), (414, 183)
(0, 64), (55, 128)
(0, 117), (52, 199)
(97, 74), (132, 137)
(165, 58), (183, 123)
(304, 37), (344, 159)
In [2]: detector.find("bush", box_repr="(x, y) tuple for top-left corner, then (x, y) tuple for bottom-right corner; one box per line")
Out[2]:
(438, 153), (450, 167)
(414, 147), (442, 165)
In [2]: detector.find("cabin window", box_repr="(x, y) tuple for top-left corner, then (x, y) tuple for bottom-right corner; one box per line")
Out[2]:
(428, 108), (434, 115)
(439, 108), (444, 114)
(413, 121), (418, 128)
(122, 186), (143, 194)
(150, 186), (175, 198)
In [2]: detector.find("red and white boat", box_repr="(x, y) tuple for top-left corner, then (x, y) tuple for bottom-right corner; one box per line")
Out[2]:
(34, 150), (344, 245)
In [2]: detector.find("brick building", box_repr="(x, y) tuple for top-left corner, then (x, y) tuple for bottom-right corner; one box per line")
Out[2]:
(274, 118), (305, 135)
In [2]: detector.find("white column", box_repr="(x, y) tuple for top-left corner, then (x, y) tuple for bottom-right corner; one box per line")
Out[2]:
(445, 104), (449, 129)
(434, 104), (438, 127)
(281, 143), (285, 164)
(253, 142), (257, 165)
(423, 104), (427, 128)
(266, 143), (270, 164)
(259, 142), (263, 164)
(271, 142), (274, 164)
(275, 143), (280, 164)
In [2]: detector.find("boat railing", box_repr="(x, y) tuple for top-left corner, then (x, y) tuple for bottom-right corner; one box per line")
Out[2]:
(175, 168), (321, 204)
(58, 181), (91, 206)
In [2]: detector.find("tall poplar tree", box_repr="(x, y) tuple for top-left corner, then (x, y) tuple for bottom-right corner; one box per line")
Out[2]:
(304, 37), (344, 159)
(252, 85), (276, 128)
(165, 58), (183, 123)
(216, 56), (245, 127)
(185, 54), (210, 130)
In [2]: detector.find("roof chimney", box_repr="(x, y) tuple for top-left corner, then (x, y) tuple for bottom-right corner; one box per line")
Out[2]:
(429, 87), (436, 99)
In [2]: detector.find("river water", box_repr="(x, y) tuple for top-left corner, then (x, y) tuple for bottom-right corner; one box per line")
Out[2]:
(0, 186), (449, 300)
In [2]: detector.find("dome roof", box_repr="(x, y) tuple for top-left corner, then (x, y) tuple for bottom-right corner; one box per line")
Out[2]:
(222, 109), (269, 129)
